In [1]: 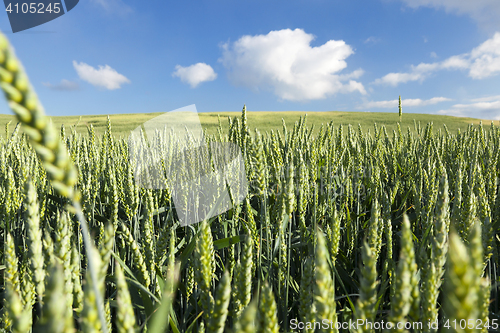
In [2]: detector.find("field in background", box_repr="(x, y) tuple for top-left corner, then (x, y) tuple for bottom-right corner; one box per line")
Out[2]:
(0, 111), (493, 138)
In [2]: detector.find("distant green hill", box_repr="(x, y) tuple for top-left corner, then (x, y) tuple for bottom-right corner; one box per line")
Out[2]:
(0, 111), (494, 139)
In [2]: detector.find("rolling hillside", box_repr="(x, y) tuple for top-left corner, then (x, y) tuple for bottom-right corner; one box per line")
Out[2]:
(0, 111), (494, 139)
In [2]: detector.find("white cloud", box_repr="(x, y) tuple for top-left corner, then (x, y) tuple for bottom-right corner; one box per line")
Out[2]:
(374, 32), (500, 86)
(73, 61), (130, 90)
(470, 94), (500, 102)
(364, 36), (381, 44)
(452, 101), (500, 110)
(373, 62), (442, 85)
(172, 63), (217, 88)
(436, 109), (468, 117)
(43, 79), (79, 91)
(219, 28), (366, 101)
(437, 95), (500, 120)
(440, 55), (470, 70)
(374, 70), (429, 86)
(339, 68), (365, 80)
(361, 96), (451, 109)
(468, 33), (500, 79)
(430, 52), (438, 58)
(399, 0), (500, 30)
(90, 0), (132, 15)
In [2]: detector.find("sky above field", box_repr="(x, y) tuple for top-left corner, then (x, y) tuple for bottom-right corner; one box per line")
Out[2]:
(0, 0), (500, 120)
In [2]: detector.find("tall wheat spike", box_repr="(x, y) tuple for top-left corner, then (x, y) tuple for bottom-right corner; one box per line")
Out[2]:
(233, 233), (253, 318)
(387, 213), (413, 333)
(194, 219), (215, 318)
(422, 175), (449, 332)
(81, 247), (104, 333)
(115, 263), (136, 333)
(299, 256), (316, 332)
(34, 261), (74, 333)
(24, 180), (45, 304)
(355, 241), (379, 333)
(443, 229), (479, 333)
(207, 270), (232, 333)
(232, 299), (258, 333)
(4, 233), (24, 332)
(5, 276), (31, 333)
(257, 282), (280, 333)
(314, 231), (337, 333)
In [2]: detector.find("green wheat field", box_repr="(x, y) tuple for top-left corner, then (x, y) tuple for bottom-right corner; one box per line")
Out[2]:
(0, 111), (491, 139)
(1, 33), (500, 333)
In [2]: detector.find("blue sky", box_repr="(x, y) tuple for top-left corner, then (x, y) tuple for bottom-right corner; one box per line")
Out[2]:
(0, 0), (499, 120)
